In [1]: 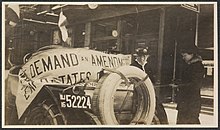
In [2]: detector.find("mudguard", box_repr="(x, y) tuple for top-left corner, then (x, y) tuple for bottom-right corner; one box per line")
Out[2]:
(16, 72), (66, 119)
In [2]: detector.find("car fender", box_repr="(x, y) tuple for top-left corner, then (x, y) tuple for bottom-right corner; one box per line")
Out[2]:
(15, 72), (66, 119)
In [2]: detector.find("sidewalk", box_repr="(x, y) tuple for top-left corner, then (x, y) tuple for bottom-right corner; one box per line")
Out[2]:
(163, 103), (216, 126)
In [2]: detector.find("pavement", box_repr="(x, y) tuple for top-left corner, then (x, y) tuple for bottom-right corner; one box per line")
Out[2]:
(163, 103), (217, 126)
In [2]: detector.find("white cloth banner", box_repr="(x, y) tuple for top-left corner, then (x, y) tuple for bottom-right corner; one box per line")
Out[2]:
(15, 47), (132, 118)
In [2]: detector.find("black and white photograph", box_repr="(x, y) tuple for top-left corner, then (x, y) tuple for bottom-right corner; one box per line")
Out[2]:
(2, 2), (218, 128)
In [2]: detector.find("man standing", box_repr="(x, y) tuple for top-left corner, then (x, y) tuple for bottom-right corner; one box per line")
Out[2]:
(131, 47), (168, 124)
(176, 46), (205, 124)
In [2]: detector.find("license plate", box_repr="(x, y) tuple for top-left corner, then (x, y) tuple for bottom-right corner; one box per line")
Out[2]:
(59, 94), (91, 109)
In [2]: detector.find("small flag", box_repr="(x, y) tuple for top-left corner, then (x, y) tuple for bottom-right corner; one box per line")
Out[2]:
(58, 11), (68, 42)
(8, 4), (20, 18)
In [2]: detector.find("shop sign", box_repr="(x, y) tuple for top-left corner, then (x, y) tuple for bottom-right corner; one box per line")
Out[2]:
(181, 4), (200, 13)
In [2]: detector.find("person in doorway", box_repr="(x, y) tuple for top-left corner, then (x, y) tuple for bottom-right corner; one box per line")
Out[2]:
(176, 46), (205, 124)
(131, 47), (168, 124)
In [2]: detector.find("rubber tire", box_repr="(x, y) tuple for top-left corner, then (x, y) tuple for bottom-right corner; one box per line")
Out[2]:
(20, 99), (66, 125)
(92, 66), (156, 125)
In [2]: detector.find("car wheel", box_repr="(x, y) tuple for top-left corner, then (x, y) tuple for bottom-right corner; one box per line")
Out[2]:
(20, 99), (66, 125)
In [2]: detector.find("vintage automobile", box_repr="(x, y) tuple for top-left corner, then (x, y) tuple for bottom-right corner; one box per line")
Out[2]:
(5, 45), (167, 125)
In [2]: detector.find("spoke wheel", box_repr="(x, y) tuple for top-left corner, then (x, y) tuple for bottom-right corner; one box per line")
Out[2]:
(21, 99), (66, 125)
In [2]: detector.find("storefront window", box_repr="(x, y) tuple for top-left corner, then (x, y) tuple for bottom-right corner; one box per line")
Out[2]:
(74, 23), (85, 48)
(120, 10), (160, 55)
(121, 16), (137, 54)
(91, 18), (118, 53)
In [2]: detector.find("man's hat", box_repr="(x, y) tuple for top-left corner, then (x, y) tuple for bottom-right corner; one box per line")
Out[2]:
(133, 47), (149, 56)
(180, 45), (199, 54)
